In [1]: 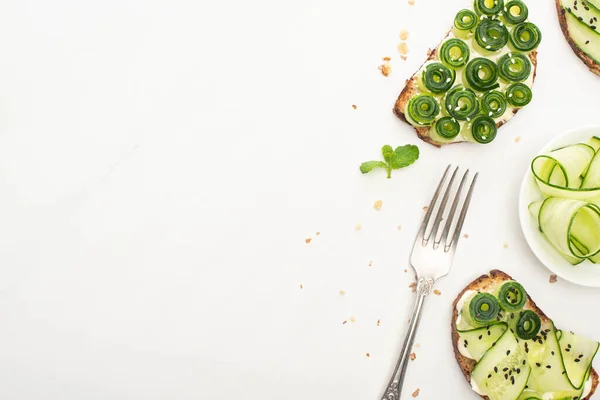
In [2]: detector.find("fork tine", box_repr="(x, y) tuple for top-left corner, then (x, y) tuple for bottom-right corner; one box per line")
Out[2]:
(439, 169), (470, 248)
(418, 165), (451, 240)
(447, 172), (479, 252)
(425, 166), (459, 246)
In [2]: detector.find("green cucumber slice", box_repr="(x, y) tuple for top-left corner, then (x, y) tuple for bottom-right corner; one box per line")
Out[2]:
(530, 198), (600, 263)
(562, 8), (600, 67)
(560, 0), (600, 30)
(531, 143), (597, 199)
(558, 330), (600, 389)
(471, 329), (530, 400)
(523, 321), (583, 398)
(516, 390), (542, 400)
(582, 150), (600, 188)
(459, 323), (508, 361)
(589, 136), (600, 152)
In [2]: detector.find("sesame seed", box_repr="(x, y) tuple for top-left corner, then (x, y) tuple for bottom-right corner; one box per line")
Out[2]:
(536, 363), (541, 367)
(503, 367), (509, 372)
(546, 365), (551, 369)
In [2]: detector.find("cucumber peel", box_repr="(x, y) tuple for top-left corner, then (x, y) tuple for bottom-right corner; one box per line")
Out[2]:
(529, 137), (600, 264)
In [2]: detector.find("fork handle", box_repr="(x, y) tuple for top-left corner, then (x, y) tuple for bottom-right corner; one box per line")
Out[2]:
(381, 277), (434, 400)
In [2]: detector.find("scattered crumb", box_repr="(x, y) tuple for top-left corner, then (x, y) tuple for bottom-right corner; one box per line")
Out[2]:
(427, 48), (434, 57)
(408, 282), (417, 292)
(305, 238), (312, 244)
(355, 223), (362, 231)
(397, 224), (402, 230)
(342, 320), (347, 324)
(408, 0), (415, 5)
(549, 274), (558, 284)
(378, 62), (391, 77)
(433, 289), (441, 296)
(412, 388), (420, 397)
(350, 315), (356, 323)
(400, 55), (408, 61)
(515, 136), (521, 143)
(339, 290), (346, 295)
(415, 343), (420, 348)
(397, 42), (409, 55)
(366, 352), (371, 358)
(423, 206), (428, 211)
(316, 231), (320, 236)
(463, 233), (469, 239)
(410, 352), (416, 361)
(300, 284), (303, 289)
(404, 269), (407, 273)
(368, 260), (372, 267)
(503, 243), (508, 249)
(352, 105), (357, 110)
(374, 200), (383, 210)
(377, 319), (381, 326)
(382, 56), (391, 62)
(399, 29), (409, 40)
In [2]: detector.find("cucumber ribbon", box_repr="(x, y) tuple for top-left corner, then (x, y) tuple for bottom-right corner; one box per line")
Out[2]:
(529, 137), (600, 264)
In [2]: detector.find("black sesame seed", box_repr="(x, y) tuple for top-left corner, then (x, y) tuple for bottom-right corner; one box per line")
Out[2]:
(488, 331), (491, 336)
(517, 368), (521, 374)
(591, 25), (597, 29)
(536, 363), (541, 367)
(568, 344), (572, 348)
(488, 374), (492, 379)
(511, 313), (514, 319)
(562, 371), (566, 375)
(586, 40), (591, 44)
(546, 365), (552, 369)
(505, 373), (508, 380)
(591, 18), (595, 24)
(551, 351), (555, 355)
(492, 342), (496, 347)
(568, 7), (572, 11)
(523, 359), (526, 365)
(575, 5), (579, 10)
(578, 16), (583, 20)
(575, 359), (581, 363)
(494, 366), (498, 373)
(566, 348), (571, 352)
(506, 350), (511, 356)
(579, 354), (584, 358)
(479, 335), (483, 340)
(503, 367), (509, 372)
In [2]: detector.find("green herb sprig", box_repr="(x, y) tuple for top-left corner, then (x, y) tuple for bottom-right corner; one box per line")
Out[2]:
(360, 144), (419, 179)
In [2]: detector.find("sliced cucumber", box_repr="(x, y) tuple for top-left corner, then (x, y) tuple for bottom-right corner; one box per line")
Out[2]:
(531, 143), (597, 199)
(589, 136), (600, 152)
(531, 198), (600, 262)
(560, 0), (600, 30)
(563, 8), (600, 67)
(524, 321), (583, 398)
(516, 390), (542, 400)
(459, 323), (508, 361)
(582, 150), (600, 188)
(471, 329), (530, 400)
(558, 330), (600, 389)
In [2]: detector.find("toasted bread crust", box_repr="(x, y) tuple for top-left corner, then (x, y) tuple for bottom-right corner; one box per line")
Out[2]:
(556, 1), (600, 76)
(393, 34), (538, 147)
(451, 270), (598, 400)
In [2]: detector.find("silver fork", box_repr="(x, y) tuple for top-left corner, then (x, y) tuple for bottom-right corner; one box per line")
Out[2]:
(381, 165), (478, 400)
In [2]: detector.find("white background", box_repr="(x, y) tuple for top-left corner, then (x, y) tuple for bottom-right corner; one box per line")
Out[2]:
(0, 0), (599, 399)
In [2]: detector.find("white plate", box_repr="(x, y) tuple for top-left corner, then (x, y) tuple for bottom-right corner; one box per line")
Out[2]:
(519, 125), (600, 287)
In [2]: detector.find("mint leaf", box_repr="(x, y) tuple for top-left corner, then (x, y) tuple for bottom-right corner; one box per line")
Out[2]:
(360, 161), (387, 174)
(390, 145), (419, 169)
(381, 145), (395, 164)
(360, 144), (419, 179)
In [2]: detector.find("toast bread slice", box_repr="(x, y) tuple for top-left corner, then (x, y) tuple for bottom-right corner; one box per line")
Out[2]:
(556, 1), (600, 76)
(393, 35), (538, 147)
(451, 269), (599, 400)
